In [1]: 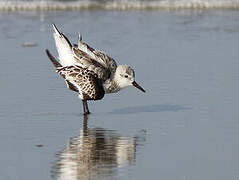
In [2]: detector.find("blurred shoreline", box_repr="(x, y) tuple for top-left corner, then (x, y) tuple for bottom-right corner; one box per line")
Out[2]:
(1, 0), (239, 11)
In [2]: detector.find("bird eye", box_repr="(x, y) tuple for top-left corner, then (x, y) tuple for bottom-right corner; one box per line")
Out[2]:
(124, 75), (128, 78)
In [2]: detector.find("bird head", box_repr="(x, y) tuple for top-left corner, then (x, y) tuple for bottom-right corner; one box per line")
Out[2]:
(115, 65), (145, 93)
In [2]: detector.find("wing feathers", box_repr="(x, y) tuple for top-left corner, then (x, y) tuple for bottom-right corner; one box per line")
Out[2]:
(58, 66), (105, 100)
(50, 24), (116, 87)
(76, 35), (117, 74)
(73, 48), (111, 81)
(45, 49), (62, 68)
(65, 80), (78, 92)
(52, 24), (75, 66)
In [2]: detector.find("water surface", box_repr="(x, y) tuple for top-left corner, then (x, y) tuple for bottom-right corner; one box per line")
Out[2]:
(0, 10), (239, 180)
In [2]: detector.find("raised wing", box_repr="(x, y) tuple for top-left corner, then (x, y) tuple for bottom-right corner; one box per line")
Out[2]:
(52, 24), (77, 66)
(73, 48), (111, 81)
(76, 36), (117, 75)
(51, 24), (117, 81)
(46, 49), (105, 101)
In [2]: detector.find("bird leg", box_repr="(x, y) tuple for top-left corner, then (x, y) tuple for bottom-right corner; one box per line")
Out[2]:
(82, 100), (87, 115)
(85, 101), (90, 114)
(82, 100), (90, 115)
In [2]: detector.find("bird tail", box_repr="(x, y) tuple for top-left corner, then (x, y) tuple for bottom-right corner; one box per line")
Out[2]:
(45, 49), (62, 68)
(52, 24), (75, 66)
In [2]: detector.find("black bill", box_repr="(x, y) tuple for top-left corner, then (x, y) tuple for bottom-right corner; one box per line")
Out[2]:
(132, 81), (146, 93)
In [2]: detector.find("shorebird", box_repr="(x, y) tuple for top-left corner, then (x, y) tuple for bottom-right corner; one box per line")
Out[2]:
(46, 24), (145, 115)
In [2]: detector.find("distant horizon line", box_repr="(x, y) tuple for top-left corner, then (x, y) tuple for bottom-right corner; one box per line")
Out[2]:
(1, 0), (239, 11)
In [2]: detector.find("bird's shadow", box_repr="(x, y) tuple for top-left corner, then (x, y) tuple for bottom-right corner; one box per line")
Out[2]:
(110, 104), (190, 115)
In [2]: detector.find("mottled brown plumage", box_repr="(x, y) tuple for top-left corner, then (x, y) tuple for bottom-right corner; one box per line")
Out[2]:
(57, 65), (104, 101)
(47, 24), (145, 115)
(77, 37), (117, 75)
(73, 48), (111, 81)
(46, 49), (104, 114)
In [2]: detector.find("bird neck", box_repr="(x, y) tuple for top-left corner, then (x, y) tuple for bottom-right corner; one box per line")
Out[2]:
(103, 76), (121, 94)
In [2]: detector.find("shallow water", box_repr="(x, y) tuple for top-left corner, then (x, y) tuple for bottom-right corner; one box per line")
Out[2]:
(0, 10), (239, 180)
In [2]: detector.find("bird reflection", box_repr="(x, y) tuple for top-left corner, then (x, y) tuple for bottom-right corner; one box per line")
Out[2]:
(51, 115), (146, 180)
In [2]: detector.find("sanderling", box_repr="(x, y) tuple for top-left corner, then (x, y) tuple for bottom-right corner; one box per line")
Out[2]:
(46, 24), (145, 115)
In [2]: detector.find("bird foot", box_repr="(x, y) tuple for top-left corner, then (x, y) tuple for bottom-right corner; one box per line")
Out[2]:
(83, 111), (90, 115)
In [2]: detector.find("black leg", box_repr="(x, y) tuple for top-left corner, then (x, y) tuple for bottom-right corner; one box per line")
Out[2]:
(85, 101), (90, 114)
(82, 100), (90, 115)
(82, 100), (86, 115)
